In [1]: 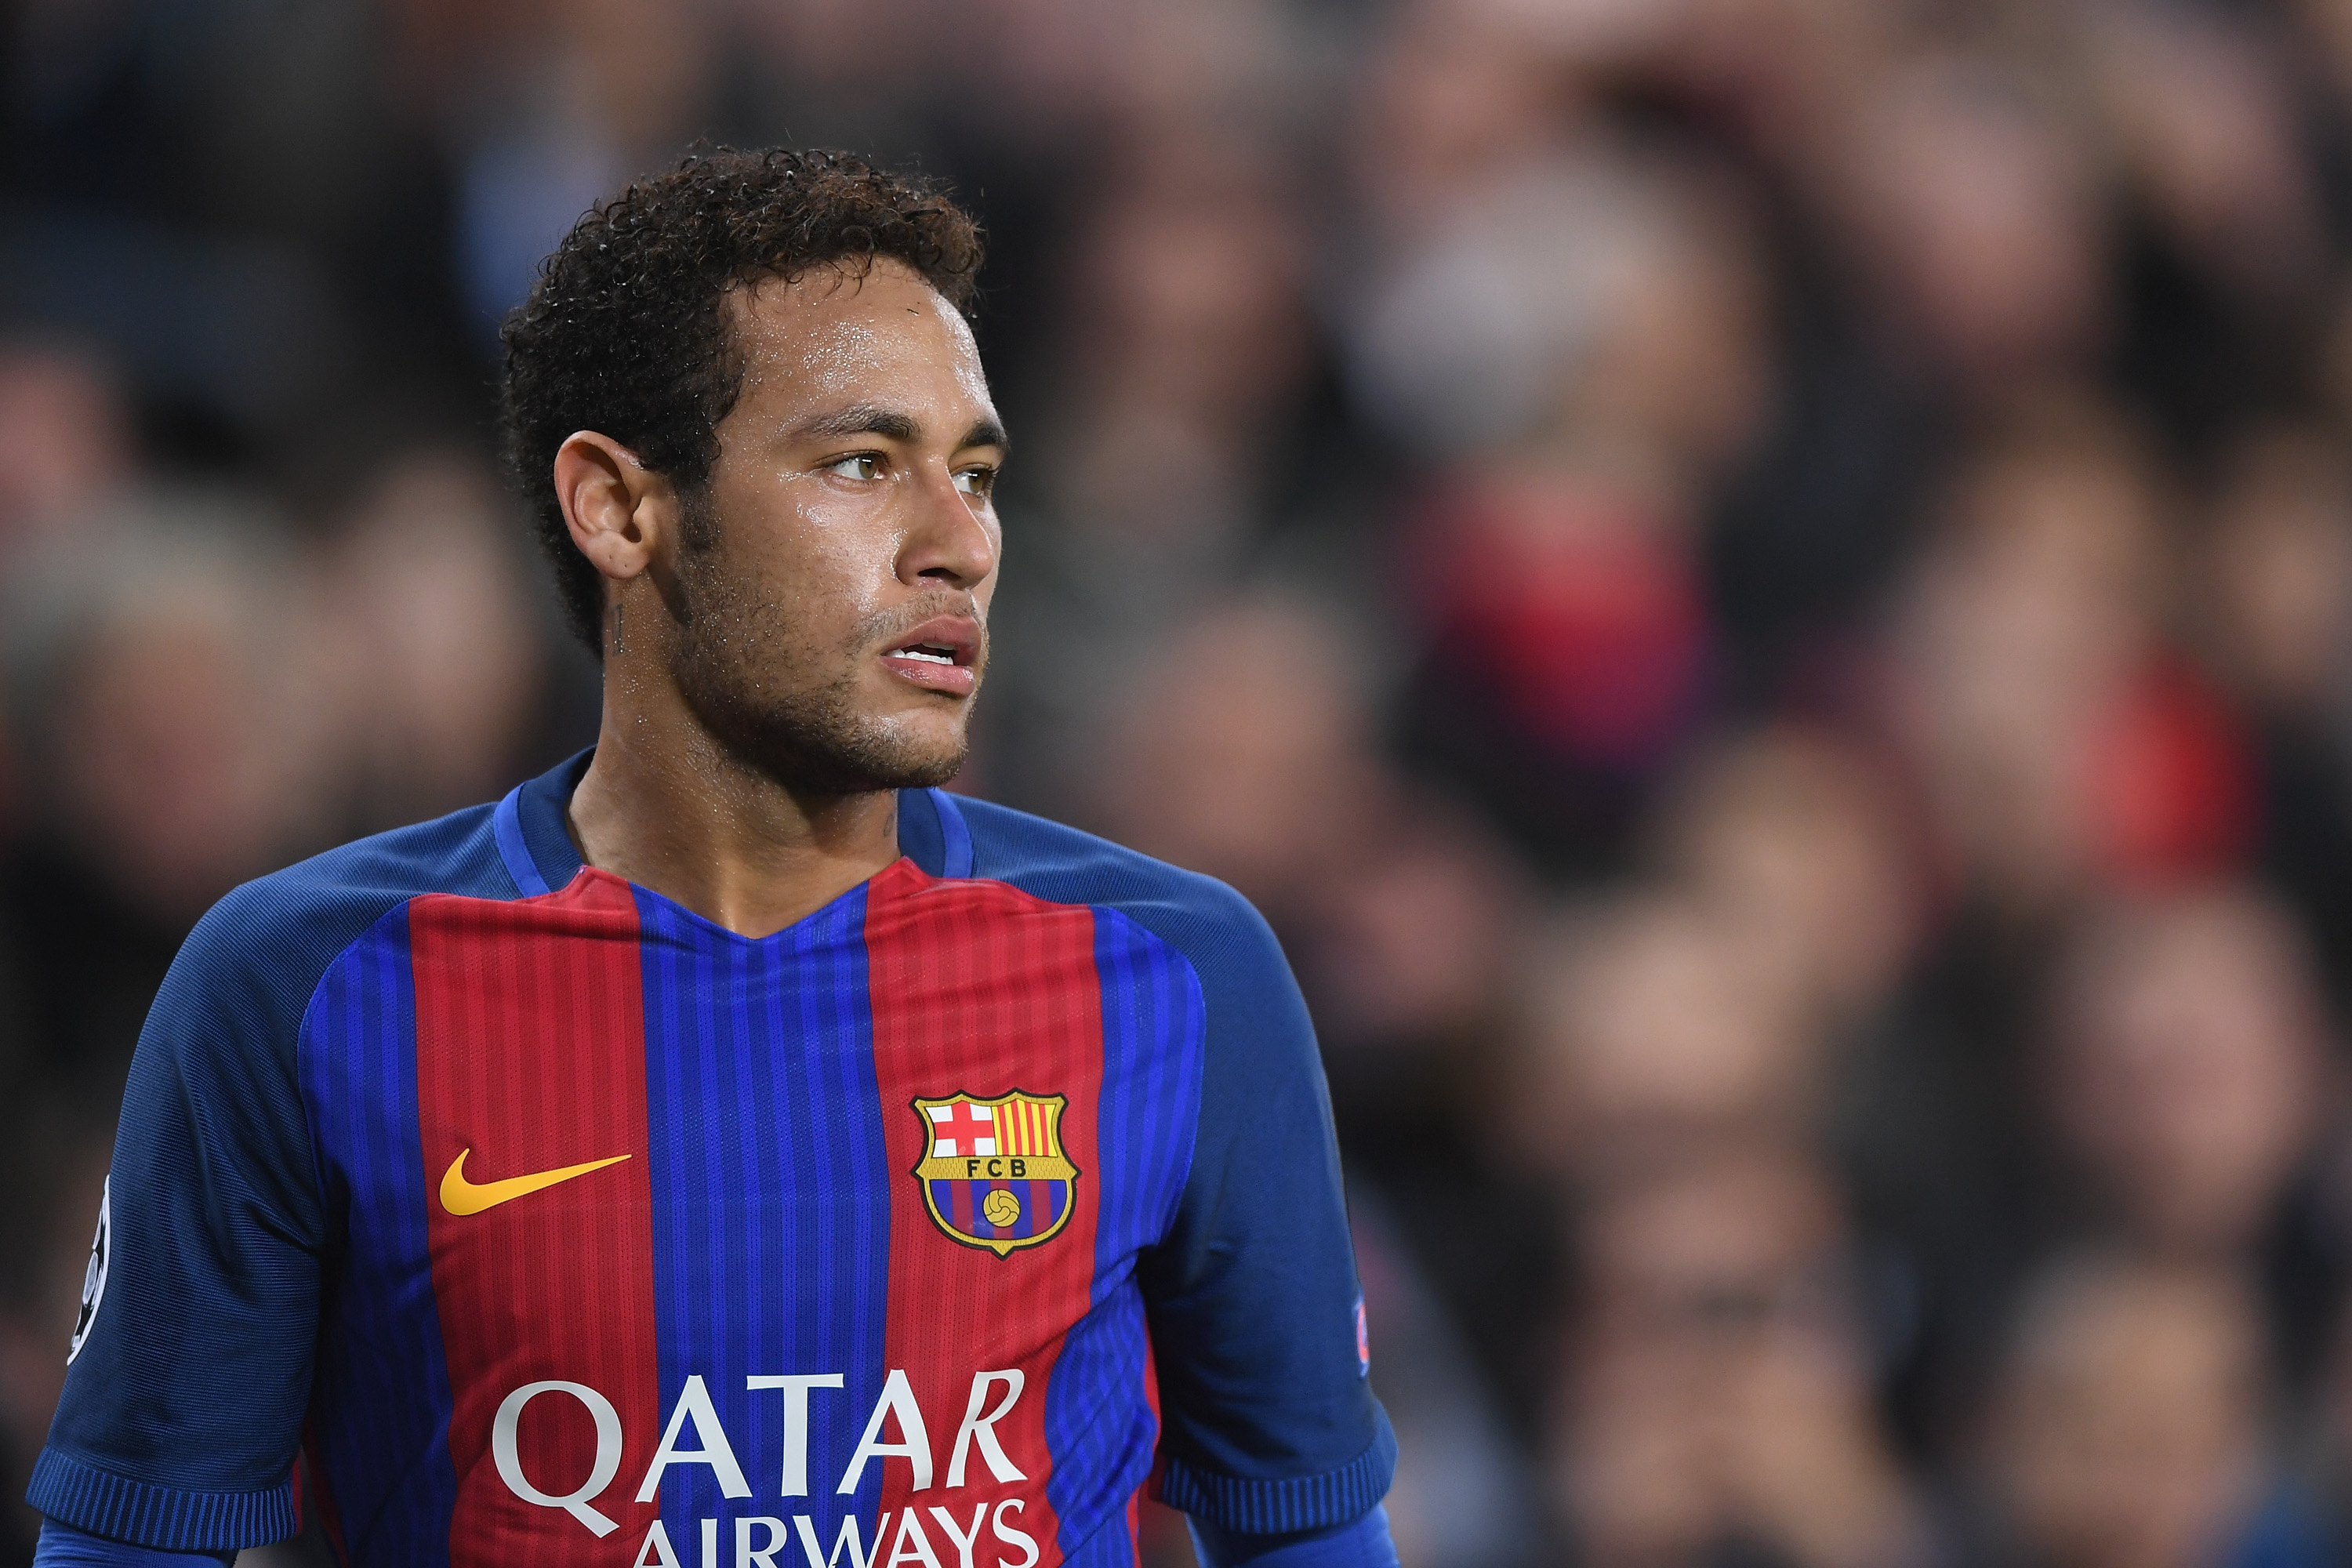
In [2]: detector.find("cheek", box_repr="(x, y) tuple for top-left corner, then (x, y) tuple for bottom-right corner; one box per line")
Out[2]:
(709, 477), (895, 614)
(791, 524), (895, 614)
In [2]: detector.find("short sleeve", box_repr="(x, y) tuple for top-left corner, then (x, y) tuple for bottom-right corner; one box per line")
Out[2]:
(29, 883), (336, 1554)
(1136, 892), (1396, 1534)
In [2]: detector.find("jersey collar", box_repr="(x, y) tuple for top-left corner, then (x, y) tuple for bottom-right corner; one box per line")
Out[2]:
(492, 749), (972, 899)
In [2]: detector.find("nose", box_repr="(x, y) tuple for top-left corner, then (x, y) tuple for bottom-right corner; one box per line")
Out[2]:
(899, 466), (997, 591)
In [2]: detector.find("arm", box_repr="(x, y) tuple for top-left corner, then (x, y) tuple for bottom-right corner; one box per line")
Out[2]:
(33, 1519), (234, 1567)
(1131, 887), (1397, 1545)
(30, 883), (334, 1555)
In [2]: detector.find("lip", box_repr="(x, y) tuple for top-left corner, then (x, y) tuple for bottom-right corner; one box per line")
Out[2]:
(877, 614), (982, 697)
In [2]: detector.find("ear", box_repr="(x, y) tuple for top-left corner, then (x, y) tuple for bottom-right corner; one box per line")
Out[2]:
(554, 430), (677, 585)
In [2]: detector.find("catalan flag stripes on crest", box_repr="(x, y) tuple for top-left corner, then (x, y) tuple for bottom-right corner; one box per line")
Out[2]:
(995, 1097), (1051, 1158)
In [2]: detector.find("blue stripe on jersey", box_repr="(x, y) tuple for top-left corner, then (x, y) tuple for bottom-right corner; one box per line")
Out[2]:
(296, 903), (459, 1566)
(490, 788), (549, 898)
(634, 884), (891, 1544)
(928, 789), (975, 879)
(1046, 909), (1207, 1566)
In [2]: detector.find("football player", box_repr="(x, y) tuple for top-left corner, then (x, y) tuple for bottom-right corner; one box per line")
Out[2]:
(30, 149), (1395, 1568)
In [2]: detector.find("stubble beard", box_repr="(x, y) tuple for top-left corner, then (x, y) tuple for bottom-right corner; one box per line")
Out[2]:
(668, 522), (975, 797)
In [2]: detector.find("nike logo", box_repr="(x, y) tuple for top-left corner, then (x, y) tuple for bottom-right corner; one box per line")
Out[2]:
(440, 1147), (631, 1216)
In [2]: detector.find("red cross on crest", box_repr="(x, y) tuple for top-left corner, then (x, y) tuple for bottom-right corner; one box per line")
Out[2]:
(927, 1098), (996, 1158)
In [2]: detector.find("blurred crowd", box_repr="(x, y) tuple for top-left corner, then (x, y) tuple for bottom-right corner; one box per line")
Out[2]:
(10, 1), (2352, 1565)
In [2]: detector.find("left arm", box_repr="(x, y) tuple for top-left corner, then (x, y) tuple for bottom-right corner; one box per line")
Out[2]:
(1133, 887), (1398, 1566)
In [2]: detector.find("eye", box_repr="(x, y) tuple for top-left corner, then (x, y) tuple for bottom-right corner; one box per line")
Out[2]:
(953, 466), (997, 498)
(823, 453), (887, 481)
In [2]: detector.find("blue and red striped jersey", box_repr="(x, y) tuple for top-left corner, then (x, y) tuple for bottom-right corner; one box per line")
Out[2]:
(31, 753), (1393, 1567)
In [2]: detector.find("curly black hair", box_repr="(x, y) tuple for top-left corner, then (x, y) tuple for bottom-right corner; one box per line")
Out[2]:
(498, 147), (985, 657)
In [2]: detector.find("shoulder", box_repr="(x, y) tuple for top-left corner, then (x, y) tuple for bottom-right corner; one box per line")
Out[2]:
(156, 800), (511, 1044)
(953, 796), (1294, 1004)
(115, 802), (514, 1243)
(956, 797), (1273, 947)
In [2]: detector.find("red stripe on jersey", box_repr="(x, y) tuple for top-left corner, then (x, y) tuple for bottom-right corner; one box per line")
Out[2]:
(864, 859), (1105, 1563)
(411, 876), (661, 1566)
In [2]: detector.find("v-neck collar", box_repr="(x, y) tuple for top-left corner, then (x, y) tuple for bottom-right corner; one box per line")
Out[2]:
(491, 749), (972, 905)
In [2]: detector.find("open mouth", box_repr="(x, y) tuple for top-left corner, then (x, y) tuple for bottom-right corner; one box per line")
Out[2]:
(890, 642), (960, 666)
(879, 617), (981, 695)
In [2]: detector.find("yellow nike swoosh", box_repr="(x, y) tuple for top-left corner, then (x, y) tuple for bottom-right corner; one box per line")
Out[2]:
(440, 1147), (631, 1217)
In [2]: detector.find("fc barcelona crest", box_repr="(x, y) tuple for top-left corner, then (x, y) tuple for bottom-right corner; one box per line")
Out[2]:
(912, 1091), (1079, 1257)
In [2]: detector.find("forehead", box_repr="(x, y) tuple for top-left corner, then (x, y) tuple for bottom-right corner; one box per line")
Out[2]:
(726, 261), (989, 418)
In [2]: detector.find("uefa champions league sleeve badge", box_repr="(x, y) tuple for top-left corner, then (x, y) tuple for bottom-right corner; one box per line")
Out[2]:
(67, 1175), (109, 1366)
(912, 1092), (1077, 1255)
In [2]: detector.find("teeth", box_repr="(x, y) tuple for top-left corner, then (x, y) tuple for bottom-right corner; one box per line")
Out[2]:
(895, 647), (953, 665)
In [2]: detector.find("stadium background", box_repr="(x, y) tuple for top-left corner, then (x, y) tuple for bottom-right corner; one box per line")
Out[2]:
(7, 0), (2352, 1563)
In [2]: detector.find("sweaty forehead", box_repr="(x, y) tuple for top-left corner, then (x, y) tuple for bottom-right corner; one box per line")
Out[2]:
(727, 262), (989, 417)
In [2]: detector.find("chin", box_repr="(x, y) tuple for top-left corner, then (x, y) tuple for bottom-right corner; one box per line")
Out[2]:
(872, 705), (978, 782)
(867, 742), (967, 792)
(737, 717), (968, 796)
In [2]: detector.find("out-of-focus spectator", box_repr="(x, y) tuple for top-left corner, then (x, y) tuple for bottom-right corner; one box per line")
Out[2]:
(308, 449), (550, 833)
(1393, 458), (1716, 877)
(0, 345), (131, 575)
(2043, 886), (2333, 1265)
(0, 342), (136, 843)
(1512, 895), (1814, 1189)
(2198, 428), (2352, 1012)
(1032, 141), (1312, 561)
(1084, 596), (1528, 1071)
(1973, 1254), (2335, 1568)
(1550, 1144), (1933, 1568)
(1650, 723), (1924, 1036)
(2036, 884), (2352, 1396)
(978, 143), (1327, 814)
(1889, 400), (2250, 919)
(2203, 429), (2352, 730)
(0, 500), (326, 1097)
(1359, 144), (1769, 875)
(1083, 590), (1525, 1057)
(444, 0), (722, 338)
(1347, 149), (1765, 471)
(1087, 593), (1381, 910)
(1345, 1), (1581, 240)
(1817, 53), (2108, 397)
(2086, 6), (2323, 309)
(4, 505), (323, 931)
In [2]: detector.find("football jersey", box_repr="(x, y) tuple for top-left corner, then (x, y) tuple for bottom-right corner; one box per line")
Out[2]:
(31, 753), (1393, 1567)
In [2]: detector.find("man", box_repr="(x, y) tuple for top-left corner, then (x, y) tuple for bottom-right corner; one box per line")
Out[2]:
(28, 150), (1396, 1568)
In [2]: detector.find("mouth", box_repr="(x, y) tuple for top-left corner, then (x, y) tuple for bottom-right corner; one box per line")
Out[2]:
(892, 644), (958, 666)
(878, 615), (981, 697)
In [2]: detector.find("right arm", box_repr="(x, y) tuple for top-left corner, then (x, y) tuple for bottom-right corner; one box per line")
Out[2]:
(30, 885), (335, 1559)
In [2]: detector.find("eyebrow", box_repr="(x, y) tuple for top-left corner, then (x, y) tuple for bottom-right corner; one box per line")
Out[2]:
(782, 405), (1011, 456)
(785, 405), (922, 444)
(963, 416), (1010, 456)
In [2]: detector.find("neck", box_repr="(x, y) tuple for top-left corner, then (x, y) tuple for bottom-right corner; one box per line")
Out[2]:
(567, 694), (904, 938)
